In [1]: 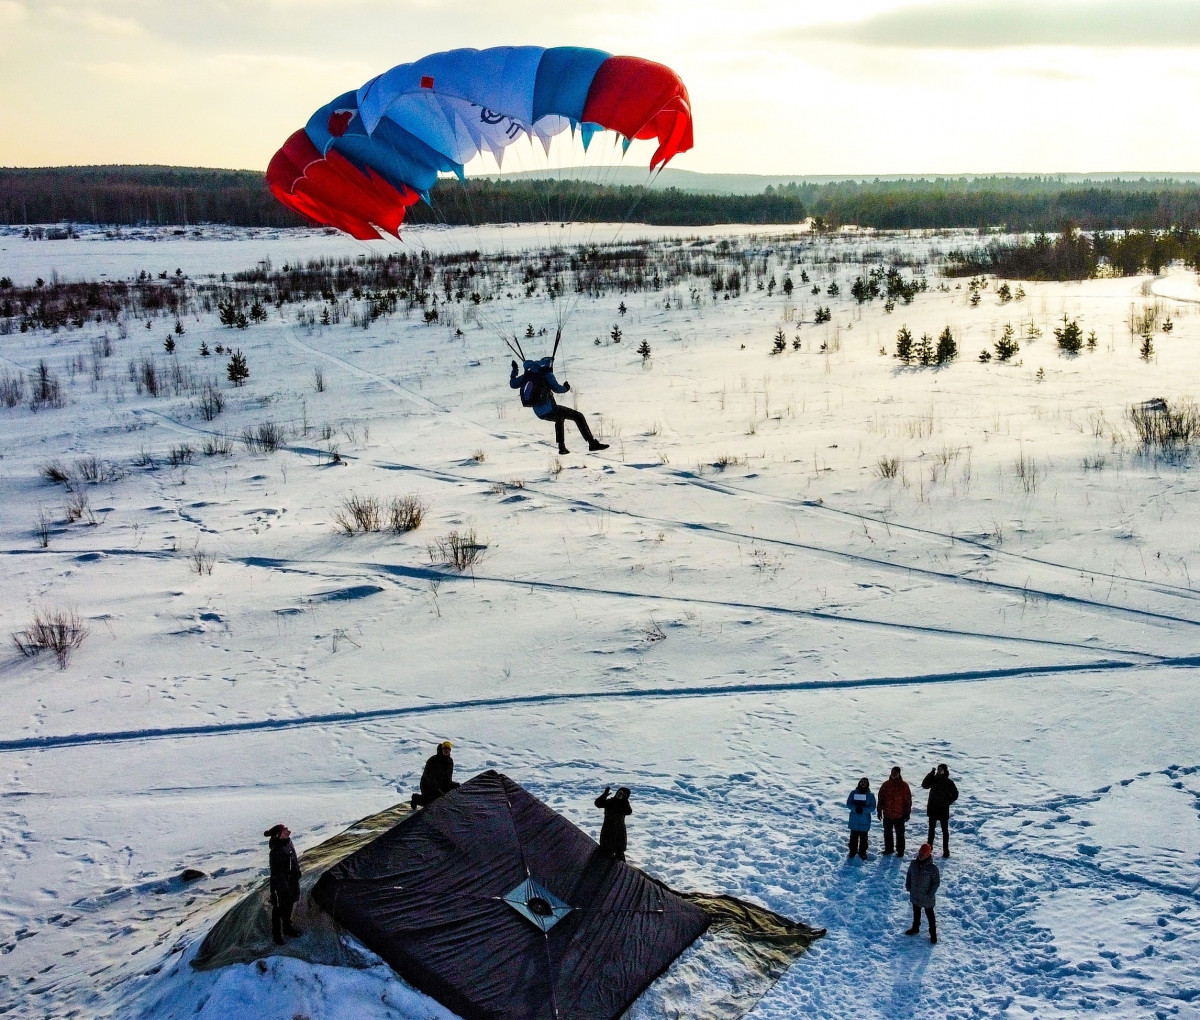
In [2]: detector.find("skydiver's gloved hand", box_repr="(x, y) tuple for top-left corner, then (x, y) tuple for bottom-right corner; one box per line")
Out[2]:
(511, 360), (519, 376)
(562, 381), (571, 392)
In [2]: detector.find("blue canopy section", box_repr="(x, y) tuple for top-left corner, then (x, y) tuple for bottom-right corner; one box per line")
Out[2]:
(304, 92), (460, 197)
(531, 46), (610, 123)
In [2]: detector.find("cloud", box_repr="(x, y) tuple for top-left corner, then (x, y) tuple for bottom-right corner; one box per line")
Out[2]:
(806, 0), (1200, 49)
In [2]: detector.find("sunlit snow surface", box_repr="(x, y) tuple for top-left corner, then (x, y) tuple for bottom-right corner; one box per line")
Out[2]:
(2, 224), (1200, 1019)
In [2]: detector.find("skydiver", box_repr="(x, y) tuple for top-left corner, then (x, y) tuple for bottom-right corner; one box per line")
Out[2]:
(510, 357), (609, 456)
(595, 785), (632, 860)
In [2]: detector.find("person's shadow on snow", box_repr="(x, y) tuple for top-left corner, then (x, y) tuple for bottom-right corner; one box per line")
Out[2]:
(888, 937), (934, 1011)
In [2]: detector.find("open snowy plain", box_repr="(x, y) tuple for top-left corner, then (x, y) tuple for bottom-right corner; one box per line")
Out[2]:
(2, 223), (1200, 1019)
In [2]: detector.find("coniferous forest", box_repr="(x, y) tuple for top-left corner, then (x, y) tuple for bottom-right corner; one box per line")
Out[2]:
(4, 165), (1200, 233)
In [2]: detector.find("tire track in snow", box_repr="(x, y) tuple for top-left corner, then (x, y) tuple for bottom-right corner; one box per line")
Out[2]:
(240, 553), (1160, 660)
(3, 655), (1197, 753)
(375, 459), (1200, 632)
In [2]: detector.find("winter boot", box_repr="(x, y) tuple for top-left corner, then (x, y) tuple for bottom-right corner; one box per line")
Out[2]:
(928, 910), (938, 944)
(588, 440), (610, 452)
(558, 444), (570, 455)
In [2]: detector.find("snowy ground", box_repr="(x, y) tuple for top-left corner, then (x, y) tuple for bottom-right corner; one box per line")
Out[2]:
(2, 225), (1200, 1019)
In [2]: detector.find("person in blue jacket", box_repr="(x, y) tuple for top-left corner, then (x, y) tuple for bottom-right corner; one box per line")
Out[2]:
(510, 357), (609, 455)
(846, 776), (877, 860)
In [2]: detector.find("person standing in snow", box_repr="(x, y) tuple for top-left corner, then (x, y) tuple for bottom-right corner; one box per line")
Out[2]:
(877, 766), (913, 857)
(904, 842), (941, 943)
(264, 823), (302, 946)
(595, 786), (632, 860)
(510, 357), (609, 455)
(846, 777), (876, 860)
(411, 740), (459, 808)
(922, 763), (959, 857)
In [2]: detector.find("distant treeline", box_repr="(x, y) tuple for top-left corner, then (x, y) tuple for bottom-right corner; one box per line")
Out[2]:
(946, 228), (1200, 281)
(5, 165), (1200, 231)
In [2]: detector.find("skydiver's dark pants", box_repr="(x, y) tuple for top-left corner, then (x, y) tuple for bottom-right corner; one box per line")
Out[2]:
(541, 405), (595, 450)
(848, 831), (869, 858)
(271, 893), (298, 943)
(908, 904), (936, 939)
(883, 818), (906, 856)
(928, 815), (950, 856)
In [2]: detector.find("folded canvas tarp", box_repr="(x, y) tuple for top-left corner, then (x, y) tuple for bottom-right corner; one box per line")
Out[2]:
(194, 773), (826, 1019)
(312, 770), (708, 1020)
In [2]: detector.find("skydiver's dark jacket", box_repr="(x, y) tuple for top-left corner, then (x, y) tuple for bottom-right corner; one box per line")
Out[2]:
(269, 836), (301, 904)
(420, 752), (458, 803)
(595, 790), (632, 856)
(922, 770), (959, 819)
(511, 361), (569, 419)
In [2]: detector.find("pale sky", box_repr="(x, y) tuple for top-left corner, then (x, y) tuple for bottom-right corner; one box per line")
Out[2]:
(2, 0), (1199, 175)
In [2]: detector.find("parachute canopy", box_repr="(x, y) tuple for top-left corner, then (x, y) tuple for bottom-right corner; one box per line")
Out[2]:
(267, 46), (693, 240)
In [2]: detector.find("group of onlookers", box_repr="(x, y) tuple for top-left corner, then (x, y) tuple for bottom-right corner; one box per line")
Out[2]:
(846, 763), (960, 943)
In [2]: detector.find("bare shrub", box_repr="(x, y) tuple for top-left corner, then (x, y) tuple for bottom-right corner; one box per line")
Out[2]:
(189, 549), (215, 575)
(203, 434), (234, 457)
(42, 460), (71, 485)
(168, 443), (194, 467)
(389, 494), (426, 533)
(1128, 397), (1200, 457)
(74, 456), (124, 484)
(242, 420), (284, 454)
(34, 509), (51, 548)
(29, 361), (64, 409)
(0, 370), (24, 408)
(1013, 446), (1041, 495)
(134, 446), (155, 468)
(314, 366), (325, 392)
(12, 607), (88, 668)
(713, 453), (744, 471)
(429, 528), (486, 571)
(140, 357), (160, 397)
(875, 456), (900, 480)
(333, 493), (383, 534)
(470, 448), (486, 463)
(197, 381), (225, 421)
(64, 491), (96, 524)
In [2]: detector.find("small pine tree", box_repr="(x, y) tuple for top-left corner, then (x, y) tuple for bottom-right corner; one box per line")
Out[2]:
(610, 325), (622, 344)
(618, 302), (627, 316)
(235, 310), (249, 330)
(163, 336), (175, 354)
(320, 307), (331, 326)
(1054, 315), (1083, 354)
(1015, 285), (1026, 301)
(218, 300), (238, 327)
(174, 319), (185, 335)
(525, 324), (535, 338)
(771, 328), (787, 355)
(969, 289), (981, 306)
(997, 283), (1012, 304)
(915, 332), (935, 366)
(782, 276), (793, 297)
(995, 324), (1019, 362)
(895, 326), (914, 364)
(811, 284), (820, 295)
(199, 341), (210, 357)
(792, 338), (802, 351)
(1162, 316), (1174, 334)
(637, 340), (651, 360)
(935, 326), (957, 365)
(1087, 330), (1097, 349)
(800, 270), (809, 283)
(227, 349), (249, 386)
(827, 281), (839, 297)
(1140, 331), (1154, 361)
(979, 348), (992, 362)
(249, 301), (267, 323)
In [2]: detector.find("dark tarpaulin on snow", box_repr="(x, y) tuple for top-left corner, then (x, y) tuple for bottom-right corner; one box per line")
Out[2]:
(311, 770), (710, 1020)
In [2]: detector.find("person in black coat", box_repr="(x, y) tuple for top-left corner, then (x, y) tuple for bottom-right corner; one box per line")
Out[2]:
(922, 763), (959, 857)
(411, 741), (459, 808)
(264, 823), (302, 945)
(595, 786), (632, 860)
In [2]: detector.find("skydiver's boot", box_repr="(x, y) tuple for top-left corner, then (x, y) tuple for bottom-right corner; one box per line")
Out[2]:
(558, 444), (570, 455)
(588, 441), (609, 452)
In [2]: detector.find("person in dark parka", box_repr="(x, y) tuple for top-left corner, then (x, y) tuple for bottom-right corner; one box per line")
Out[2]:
(877, 765), (913, 857)
(595, 786), (632, 860)
(846, 777), (876, 860)
(922, 763), (959, 857)
(412, 740), (459, 808)
(264, 823), (302, 946)
(905, 842), (941, 943)
(510, 357), (609, 456)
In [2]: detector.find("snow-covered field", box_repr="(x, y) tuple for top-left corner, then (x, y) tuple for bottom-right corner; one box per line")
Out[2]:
(2, 224), (1200, 1019)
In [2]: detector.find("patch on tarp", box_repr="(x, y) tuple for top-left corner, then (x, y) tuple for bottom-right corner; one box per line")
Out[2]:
(193, 778), (824, 1020)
